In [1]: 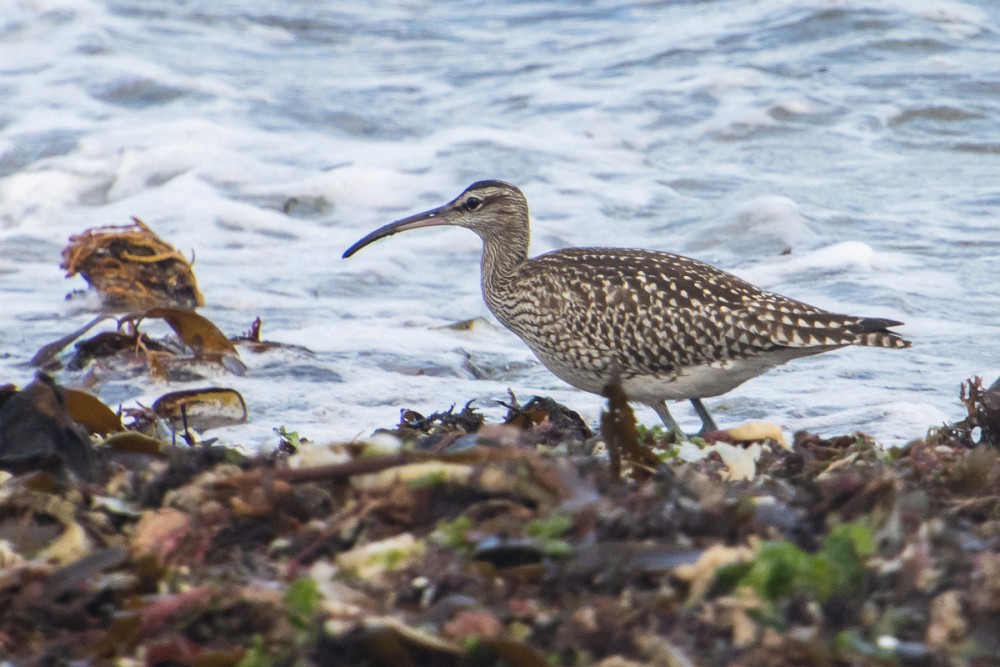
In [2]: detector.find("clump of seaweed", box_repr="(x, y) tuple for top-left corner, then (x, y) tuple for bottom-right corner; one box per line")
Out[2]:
(61, 217), (204, 309)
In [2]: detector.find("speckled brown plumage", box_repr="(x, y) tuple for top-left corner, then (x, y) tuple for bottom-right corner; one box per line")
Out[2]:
(344, 180), (910, 436)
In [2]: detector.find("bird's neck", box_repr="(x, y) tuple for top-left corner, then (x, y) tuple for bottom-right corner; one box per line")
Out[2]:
(478, 224), (529, 304)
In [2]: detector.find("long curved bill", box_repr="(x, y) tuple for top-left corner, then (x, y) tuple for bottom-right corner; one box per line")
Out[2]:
(342, 204), (453, 258)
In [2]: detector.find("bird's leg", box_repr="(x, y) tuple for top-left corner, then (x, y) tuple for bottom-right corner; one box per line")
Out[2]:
(651, 402), (686, 441)
(689, 398), (719, 436)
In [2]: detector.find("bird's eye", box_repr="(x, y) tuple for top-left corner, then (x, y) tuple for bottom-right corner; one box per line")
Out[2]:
(464, 196), (483, 212)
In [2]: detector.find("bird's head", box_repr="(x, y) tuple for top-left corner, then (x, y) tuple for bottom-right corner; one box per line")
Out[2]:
(342, 180), (529, 258)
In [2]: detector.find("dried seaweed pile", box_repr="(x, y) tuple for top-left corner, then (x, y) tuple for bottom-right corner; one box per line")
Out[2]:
(61, 218), (204, 310)
(2, 380), (1000, 666)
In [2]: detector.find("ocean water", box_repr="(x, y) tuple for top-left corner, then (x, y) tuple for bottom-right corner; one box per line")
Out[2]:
(1, 0), (998, 449)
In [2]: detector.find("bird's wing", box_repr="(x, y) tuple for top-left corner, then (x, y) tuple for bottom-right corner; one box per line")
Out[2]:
(736, 296), (911, 349)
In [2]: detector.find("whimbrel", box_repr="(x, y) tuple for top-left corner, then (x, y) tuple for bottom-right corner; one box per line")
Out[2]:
(343, 181), (910, 437)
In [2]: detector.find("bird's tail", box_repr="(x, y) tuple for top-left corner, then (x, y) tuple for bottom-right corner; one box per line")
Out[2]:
(852, 317), (911, 349)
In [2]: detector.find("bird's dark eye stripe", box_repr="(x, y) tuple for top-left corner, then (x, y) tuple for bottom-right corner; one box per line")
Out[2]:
(465, 196), (483, 211)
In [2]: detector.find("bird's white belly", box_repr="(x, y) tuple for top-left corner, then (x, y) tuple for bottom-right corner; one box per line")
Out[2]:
(621, 358), (779, 402)
(530, 348), (809, 404)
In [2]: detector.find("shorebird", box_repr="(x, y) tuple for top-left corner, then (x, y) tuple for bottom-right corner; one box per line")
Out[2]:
(343, 181), (910, 438)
